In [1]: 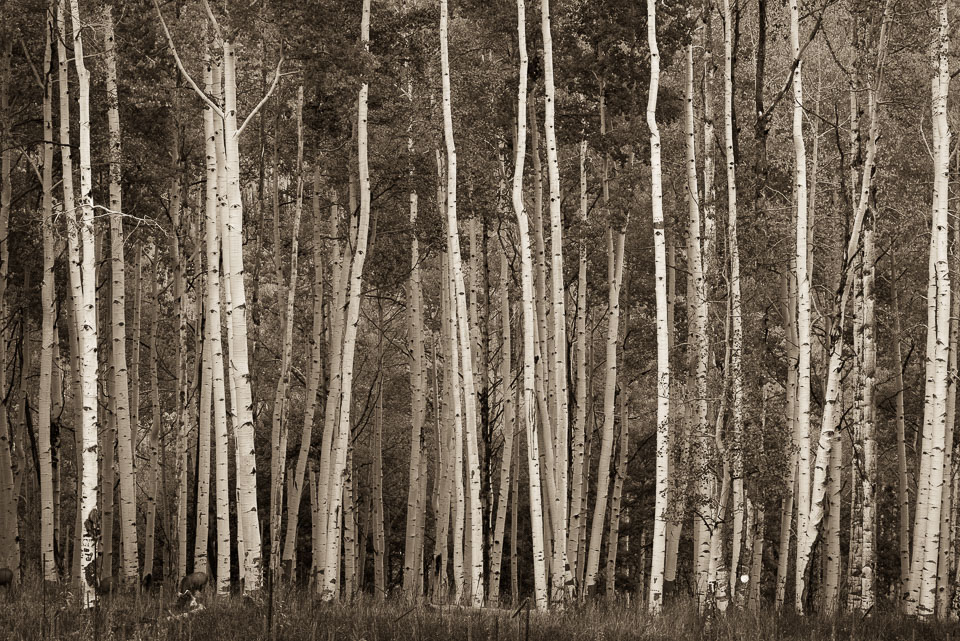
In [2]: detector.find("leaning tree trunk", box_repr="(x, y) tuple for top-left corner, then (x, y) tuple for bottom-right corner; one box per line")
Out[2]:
(322, 0), (373, 599)
(282, 163), (326, 581)
(269, 85), (305, 586)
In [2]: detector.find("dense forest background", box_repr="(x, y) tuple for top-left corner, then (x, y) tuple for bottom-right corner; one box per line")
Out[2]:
(0, 0), (954, 620)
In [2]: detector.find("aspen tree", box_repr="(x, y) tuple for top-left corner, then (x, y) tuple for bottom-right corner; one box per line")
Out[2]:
(540, 0), (569, 598)
(861, 202), (878, 611)
(647, 0), (669, 612)
(891, 251), (911, 604)
(322, 0), (373, 599)
(719, 0), (746, 600)
(606, 388), (629, 599)
(373, 334), (386, 598)
(936, 209), (959, 618)
(584, 91), (625, 596)
(684, 41), (710, 605)
(822, 420), (842, 613)
(142, 244), (161, 582)
(512, 0), (548, 609)
(195, 315), (212, 577)
(489, 254), (515, 604)
(221, 34), (265, 591)
(199, 51), (229, 592)
(68, 0), (101, 605)
(39, 7), (57, 582)
(269, 85), (305, 585)
(102, 5), (138, 583)
(916, 5), (951, 615)
(567, 139), (588, 586)
(789, 1), (813, 609)
(315, 186), (346, 592)
(283, 164), (326, 580)
(402, 78), (427, 598)
(796, 6), (890, 606)
(439, 0), (485, 605)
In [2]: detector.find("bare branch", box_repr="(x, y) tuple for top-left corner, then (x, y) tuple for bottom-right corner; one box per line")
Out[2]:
(151, 0), (224, 119)
(234, 51), (284, 138)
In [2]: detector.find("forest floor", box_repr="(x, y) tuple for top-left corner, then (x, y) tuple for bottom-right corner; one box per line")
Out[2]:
(1, 580), (957, 640)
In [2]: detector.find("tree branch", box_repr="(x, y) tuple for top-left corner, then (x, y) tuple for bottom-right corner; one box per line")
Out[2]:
(152, 0), (224, 119)
(235, 50), (284, 138)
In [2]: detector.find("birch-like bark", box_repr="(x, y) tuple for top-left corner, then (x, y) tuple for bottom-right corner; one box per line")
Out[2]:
(283, 164), (325, 579)
(439, 0), (485, 605)
(684, 41), (710, 606)
(269, 85), (305, 585)
(916, 6), (951, 615)
(512, 0), (548, 608)
(648, 0), (669, 610)
(861, 201), (879, 612)
(103, 5), (138, 583)
(721, 0), (745, 601)
(202, 52), (231, 594)
(567, 139), (588, 588)
(606, 389), (629, 599)
(68, 0), (100, 605)
(222, 37), (264, 591)
(402, 90), (426, 597)
(489, 253), (515, 603)
(39, 10), (57, 582)
(322, 0), (372, 599)
(540, 0), (569, 598)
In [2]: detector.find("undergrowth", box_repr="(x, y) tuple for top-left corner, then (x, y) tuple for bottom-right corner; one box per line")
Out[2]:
(0, 578), (956, 640)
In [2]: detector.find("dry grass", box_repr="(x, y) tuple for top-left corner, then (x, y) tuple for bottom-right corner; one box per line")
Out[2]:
(1, 578), (957, 640)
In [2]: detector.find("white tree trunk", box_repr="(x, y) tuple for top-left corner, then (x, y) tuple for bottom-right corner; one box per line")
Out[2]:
(647, 0), (669, 611)
(322, 0), (373, 599)
(39, 12), (57, 582)
(512, 0), (548, 608)
(69, 0), (100, 605)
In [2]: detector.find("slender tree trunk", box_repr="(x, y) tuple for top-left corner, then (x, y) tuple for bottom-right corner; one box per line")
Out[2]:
(222, 37), (263, 591)
(439, 0), (485, 605)
(69, 0), (100, 605)
(269, 85), (305, 587)
(916, 6), (951, 615)
(103, 5), (138, 583)
(892, 250), (911, 605)
(721, 0), (745, 602)
(511, 0), (548, 608)
(489, 254), (514, 604)
(283, 163), (326, 580)
(142, 245), (161, 582)
(540, 0), (569, 600)
(647, 0), (669, 611)
(322, 0), (372, 599)
(606, 389), (629, 600)
(202, 52), (231, 594)
(567, 140), (589, 592)
(39, 10), (57, 582)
